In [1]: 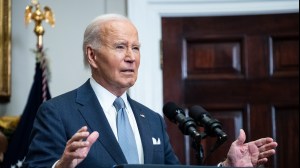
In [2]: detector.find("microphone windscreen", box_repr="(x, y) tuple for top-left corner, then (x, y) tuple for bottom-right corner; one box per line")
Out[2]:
(189, 105), (211, 120)
(163, 102), (180, 120)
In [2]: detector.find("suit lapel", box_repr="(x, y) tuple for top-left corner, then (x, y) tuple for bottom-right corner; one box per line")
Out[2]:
(128, 97), (154, 164)
(76, 80), (127, 164)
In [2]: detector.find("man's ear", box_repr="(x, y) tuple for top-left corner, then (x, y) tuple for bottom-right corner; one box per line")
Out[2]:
(86, 46), (97, 68)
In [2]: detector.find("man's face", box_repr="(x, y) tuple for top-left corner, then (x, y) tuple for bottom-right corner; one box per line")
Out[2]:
(88, 20), (141, 96)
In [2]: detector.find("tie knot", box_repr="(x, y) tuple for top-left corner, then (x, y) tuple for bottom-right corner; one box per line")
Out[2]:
(113, 97), (125, 112)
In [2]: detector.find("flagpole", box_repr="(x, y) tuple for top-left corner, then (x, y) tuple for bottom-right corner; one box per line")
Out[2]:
(25, 0), (55, 101)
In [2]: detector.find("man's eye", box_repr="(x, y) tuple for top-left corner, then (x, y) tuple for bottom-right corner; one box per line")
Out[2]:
(133, 47), (140, 51)
(116, 45), (125, 49)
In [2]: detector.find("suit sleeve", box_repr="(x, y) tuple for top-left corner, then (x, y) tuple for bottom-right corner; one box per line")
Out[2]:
(24, 101), (67, 168)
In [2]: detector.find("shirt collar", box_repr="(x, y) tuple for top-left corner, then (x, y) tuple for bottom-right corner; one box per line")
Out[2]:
(89, 77), (129, 112)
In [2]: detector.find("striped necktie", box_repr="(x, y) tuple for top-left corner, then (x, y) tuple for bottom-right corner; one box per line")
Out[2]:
(113, 97), (139, 164)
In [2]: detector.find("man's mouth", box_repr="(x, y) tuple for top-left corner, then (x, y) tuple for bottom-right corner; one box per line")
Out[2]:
(121, 69), (134, 73)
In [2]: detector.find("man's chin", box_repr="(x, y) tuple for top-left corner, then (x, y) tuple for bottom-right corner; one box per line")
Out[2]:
(123, 80), (136, 88)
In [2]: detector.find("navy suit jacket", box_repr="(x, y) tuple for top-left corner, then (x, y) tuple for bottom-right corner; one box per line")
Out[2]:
(24, 79), (180, 168)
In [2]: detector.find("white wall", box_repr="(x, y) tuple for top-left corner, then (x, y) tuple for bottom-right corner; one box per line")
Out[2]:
(0, 0), (127, 116)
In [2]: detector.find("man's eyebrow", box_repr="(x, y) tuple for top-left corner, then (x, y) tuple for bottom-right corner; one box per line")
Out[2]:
(114, 41), (127, 45)
(114, 41), (141, 47)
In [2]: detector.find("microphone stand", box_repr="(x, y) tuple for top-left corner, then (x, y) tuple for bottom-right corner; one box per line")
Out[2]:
(192, 131), (227, 165)
(177, 115), (207, 165)
(192, 132), (207, 165)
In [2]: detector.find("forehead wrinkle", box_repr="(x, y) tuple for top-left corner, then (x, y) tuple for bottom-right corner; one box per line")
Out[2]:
(101, 20), (139, 45)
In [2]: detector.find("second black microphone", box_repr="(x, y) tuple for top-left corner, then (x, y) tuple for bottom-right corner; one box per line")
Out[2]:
(189, 105), (227, 140)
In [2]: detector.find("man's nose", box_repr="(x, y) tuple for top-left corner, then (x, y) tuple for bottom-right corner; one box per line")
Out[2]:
(125, 49), (136, 62)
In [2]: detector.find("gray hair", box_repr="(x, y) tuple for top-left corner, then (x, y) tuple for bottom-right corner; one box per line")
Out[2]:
(82, 13), (130, 67)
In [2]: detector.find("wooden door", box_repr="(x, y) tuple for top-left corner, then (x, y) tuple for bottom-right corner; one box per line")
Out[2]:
(162, 13), (299, 168)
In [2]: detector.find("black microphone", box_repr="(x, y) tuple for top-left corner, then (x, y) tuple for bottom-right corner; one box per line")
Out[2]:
(189, 105), (227, 140)
(163, 102), (201, 140)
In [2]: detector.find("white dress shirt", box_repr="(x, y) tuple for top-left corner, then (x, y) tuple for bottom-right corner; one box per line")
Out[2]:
(90, 77), (144, 164)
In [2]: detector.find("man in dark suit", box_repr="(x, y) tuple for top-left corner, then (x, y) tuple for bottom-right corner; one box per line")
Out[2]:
(24, 14), (277, 168)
